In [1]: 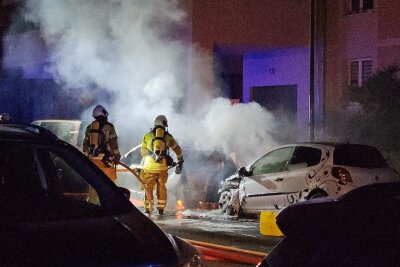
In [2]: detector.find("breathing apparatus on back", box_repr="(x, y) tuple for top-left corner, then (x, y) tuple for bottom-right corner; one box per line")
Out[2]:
(152, 126), (167, 162)
(150, 115), (174, 165)
(88, 105), (115, 168)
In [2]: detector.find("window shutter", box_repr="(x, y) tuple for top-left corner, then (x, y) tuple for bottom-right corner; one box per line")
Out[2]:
(350, 61), (359, 86)
(361, 60), (372, 84)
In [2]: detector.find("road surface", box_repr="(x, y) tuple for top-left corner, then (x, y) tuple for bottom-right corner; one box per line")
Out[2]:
(150, 209), (282, 254)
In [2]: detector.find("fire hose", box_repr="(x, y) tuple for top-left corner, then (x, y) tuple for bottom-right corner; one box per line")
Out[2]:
(117, 160), (183, 218)
(184, 239), (267, 265)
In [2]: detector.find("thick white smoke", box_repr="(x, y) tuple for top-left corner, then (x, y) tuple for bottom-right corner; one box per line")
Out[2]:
(23, 0), (278, 165)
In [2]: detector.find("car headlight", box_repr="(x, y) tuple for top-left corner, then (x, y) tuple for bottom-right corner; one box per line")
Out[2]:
(183, 253), (204, 267)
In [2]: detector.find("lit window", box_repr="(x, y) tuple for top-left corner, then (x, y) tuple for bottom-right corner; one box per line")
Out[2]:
(349, 59), (373, 86)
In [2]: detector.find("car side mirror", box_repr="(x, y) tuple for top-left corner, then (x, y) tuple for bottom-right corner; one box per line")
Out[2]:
(118, 187), (131, 199)
(238, 167), (248, 177)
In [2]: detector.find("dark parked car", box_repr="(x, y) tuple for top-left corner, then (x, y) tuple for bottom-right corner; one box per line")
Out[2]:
(0, 124), (204, 266)
(258, 182), (400, 266)
(117, 146), (237, 210)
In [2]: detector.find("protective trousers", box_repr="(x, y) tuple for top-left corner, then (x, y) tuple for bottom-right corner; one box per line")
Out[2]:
(90, 156), (117, 182)
(141, 170), (168, 212)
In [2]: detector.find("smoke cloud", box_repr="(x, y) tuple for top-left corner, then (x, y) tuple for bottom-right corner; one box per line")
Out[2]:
(22, 0), (278, 165)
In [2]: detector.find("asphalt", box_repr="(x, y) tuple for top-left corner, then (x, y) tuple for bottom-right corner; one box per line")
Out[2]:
(149, 209), (282, 254)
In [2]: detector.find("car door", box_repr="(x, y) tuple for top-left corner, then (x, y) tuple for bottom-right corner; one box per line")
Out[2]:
(284, 146), (323, 202)
(242, 146), (293, 212)
(116, 145), (144, 205)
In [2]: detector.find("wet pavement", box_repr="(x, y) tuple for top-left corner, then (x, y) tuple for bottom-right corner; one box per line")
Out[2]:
(146, 208), (282, 254)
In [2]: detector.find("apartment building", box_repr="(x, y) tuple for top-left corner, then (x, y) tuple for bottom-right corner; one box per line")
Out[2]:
(187, 0), (400, 141)
(1, 0), (399, 141)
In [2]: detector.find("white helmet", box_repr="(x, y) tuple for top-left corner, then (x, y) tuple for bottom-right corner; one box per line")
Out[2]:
(154, 115), (168, 127)
(0, 113), (11, 123)
(92, 105), (108, 118)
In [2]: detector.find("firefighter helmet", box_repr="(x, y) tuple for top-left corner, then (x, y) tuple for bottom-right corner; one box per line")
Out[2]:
(154, 115), (168, 127)
(92, 105), (108, 118)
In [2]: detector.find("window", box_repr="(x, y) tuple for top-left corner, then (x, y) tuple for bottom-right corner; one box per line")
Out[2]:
(0, 142), (103, 222)
(287, 146), (322, 171)
(345, 0), (373, 14)
(343, 0), (374, 15)
(349, 59), (372, 86)
(252, 147), (292, 175)
(48, 151), (100, 205)
(333, 145), (387, 168)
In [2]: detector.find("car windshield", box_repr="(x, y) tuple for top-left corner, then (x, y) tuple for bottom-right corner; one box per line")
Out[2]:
(333, 144), (388, 168)
(0, 140), (129, 223)
(34, 121), (80, 145)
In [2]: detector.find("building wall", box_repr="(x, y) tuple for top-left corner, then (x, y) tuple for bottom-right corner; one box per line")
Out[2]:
(191, 0), (310, 51)
(3, 30), (51, 79)
(3, 0), (399, 135)
(190, 0), (314, 141)
(324, 0), (400, 131)
(189, 0), (311, 107)
(243, 48), (310, 140)
(324, 0), (342, 122)
(377, 0), (400, 66)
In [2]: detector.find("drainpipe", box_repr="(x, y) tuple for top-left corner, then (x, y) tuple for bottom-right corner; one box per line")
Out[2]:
(309, 0), (316, 142)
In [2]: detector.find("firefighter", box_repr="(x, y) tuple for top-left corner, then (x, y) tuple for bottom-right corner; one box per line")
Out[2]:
(82, 105), (121, 182)
(140, 115), (183, 215)
(0, 113), (11, 124)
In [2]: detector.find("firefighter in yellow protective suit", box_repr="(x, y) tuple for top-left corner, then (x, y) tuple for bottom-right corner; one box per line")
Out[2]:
(140, 115), (183, 215)
(82, 105), (121, 182)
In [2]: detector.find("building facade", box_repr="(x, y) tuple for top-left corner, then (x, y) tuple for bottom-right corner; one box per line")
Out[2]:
(1, 0), (400, 141)
(187, 0), (400, 141)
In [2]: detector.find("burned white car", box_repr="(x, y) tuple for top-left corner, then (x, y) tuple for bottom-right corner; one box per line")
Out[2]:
(218, 142), (400, 216)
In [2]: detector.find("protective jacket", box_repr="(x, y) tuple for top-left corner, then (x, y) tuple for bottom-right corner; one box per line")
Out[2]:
(83, 120), (120, 159)
(141, 128), (183, 162)
(140, 127), (183, 213)
(82, 120), (120, 181)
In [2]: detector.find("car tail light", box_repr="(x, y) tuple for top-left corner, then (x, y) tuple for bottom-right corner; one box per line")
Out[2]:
(332, 167), (353, 185)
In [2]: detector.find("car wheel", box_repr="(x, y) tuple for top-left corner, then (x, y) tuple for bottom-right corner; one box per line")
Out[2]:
(307, 189), (328, 200)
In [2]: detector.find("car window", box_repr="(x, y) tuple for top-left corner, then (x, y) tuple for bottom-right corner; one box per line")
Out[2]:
(333, 144), (388, 168)
(47, 151), (100, 205)
(0, 142), (105, 223)
(0, 144), (45, 197)
(38, 121), (80, 145)
(252, 147), (292, 175)
(287, 146), (322, 171)
(76, 121), (88, 150)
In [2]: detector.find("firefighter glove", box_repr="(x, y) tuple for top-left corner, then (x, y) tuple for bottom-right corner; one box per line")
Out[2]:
(175, 162), (183, 174)
(113, 154), (121, 164)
